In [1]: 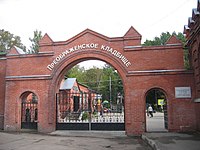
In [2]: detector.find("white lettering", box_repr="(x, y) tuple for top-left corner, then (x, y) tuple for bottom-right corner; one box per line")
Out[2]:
(86, 44), (90, 48)
(94, 43), (98, 48)
(62, 50), (69, 55)
(46, 43), (132, 71)
(116, 52), (122, 58)
(53, 60), (58, 64)
(126, 62), (131, 67)
(90, 43), (95, 48)
(108, 48), (113, 53)
(105, 46), (110, 51)
(51, 62), (55, 67)
(69, 48), (74, 52)
(101, 45), (106, 50)
(74, 46), (78, 51)
(112, 50), (118, 56)
(78, 44), (84, 49)
(47, 65), (53, 71)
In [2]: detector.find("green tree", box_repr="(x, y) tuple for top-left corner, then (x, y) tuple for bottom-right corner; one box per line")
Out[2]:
(0, 29), (26, 54)
(142, 31), (186, 46)
(65, 64), (124, 104)
(143, 32), (171, 46)
(65, 65), (86, 82)
(29, 30), (43, 53)
(143, 32), (190, 69)
(173, 32), (190, 69)
(83, 67), (103, 92)
(100, 64), (123, 103)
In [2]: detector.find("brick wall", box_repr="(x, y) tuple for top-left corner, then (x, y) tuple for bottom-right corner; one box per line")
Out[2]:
(4, 79), (54, 132)
(0, 55), (6, 129)
(184, 0), (200, 131)
(125, 71), (195, 134)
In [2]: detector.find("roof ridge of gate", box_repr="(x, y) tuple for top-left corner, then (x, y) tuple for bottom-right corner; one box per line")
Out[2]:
(65, 28), (110, 43)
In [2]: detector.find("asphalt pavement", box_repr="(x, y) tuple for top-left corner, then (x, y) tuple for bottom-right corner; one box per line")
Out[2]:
(144, 112), (200, 150)
(0, 131), (151, 150)
(1, 112), (200, 150)
(142, 132), (200, 150)
(146, 112), (167, 132)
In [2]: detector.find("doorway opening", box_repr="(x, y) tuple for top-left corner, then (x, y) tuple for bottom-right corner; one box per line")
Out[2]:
(145, 88), (168, 132)
(21, 91), (38, 130)
(56, 60), (125, 130)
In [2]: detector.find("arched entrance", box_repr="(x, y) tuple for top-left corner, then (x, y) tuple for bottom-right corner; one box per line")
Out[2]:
(145, 88), (168, 132)
(1, 28), (196, 135)
(21, 91), (38, 129)
(55, 60), (125, 130)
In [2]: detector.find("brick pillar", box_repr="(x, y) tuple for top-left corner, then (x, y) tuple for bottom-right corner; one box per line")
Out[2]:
(124, 81), (145, 136)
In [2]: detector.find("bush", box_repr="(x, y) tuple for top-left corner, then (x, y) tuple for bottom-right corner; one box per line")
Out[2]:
(82, 112), (89, 120)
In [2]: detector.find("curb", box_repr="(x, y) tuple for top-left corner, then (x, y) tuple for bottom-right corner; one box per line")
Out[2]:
(141, 134), (160, 150)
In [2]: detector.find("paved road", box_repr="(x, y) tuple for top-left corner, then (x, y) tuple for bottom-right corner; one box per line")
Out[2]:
(145, 112), (200, 150)
(146, 112), (167, 132)
(143, 132), (200, 150)
(0, 131), (152, 150)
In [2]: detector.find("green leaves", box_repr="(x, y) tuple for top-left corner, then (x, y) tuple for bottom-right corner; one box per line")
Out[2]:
(29, 30), (43, 54)
(143, 31), (184, 46)
(0, 29), (26, 53)
(0, 29), (44, 54)
(66, 64), (124, 102)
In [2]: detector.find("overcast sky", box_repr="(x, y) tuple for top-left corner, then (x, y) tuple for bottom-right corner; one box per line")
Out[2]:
(0, 0), (197, 68)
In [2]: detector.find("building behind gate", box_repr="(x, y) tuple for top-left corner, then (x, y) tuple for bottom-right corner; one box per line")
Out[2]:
(0, 1), (200, 134)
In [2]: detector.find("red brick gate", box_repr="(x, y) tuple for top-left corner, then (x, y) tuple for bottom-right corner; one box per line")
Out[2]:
(0, 27), (197, 135)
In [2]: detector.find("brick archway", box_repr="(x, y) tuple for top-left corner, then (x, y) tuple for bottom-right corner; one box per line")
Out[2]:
(20, 91), (38, 130)
(51, 50), (127, 92)
(1, 27), (196, 135)
(47, 50), (129, 132)
(144, 87), (168, 132)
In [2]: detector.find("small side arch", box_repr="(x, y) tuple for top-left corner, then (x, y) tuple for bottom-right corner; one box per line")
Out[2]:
(20, 91), (38, 130)
(144, 87), (168, 132)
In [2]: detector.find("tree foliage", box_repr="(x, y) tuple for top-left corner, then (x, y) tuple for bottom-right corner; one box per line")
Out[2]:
(65, 64), (124, 103)
(143, 31), (186, 46)
(99, 65), (123, 103)
(65, 65), (86, 81)
(143, 32), (171, 46)
(143, 31), (190, 69)
(29, 30), (43, 53)
(0, 29), (26, 54)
